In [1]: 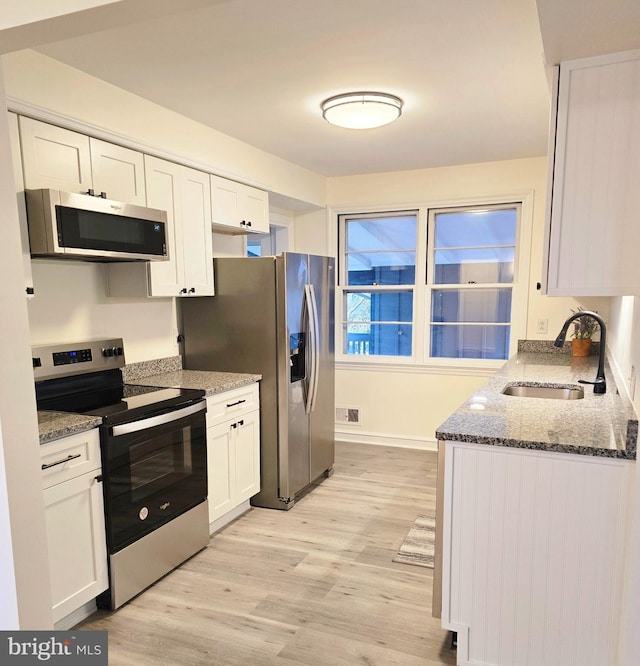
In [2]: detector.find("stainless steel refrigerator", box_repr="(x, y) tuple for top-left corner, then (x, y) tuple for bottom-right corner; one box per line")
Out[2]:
(179, 252), (335, 510)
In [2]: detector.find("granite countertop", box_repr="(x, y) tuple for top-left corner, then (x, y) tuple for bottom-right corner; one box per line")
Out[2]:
(436, 345), (638, 459)
(38, 411), (102, 445)
(127, 369), (261, 397)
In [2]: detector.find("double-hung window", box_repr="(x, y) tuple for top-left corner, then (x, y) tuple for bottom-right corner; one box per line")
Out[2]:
(340, 211), (417, 357)
(338, 201), (524, 364)
(428, 205), (518, 360)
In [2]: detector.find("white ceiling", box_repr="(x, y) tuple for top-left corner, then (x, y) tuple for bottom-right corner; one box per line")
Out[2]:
(8, 0), (640, 178)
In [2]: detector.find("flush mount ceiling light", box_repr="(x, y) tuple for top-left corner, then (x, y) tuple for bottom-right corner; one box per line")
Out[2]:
(321, 92), (403, 129)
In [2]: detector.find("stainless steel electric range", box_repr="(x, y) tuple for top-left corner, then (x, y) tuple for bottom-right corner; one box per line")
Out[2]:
(33, 338), (209, 610)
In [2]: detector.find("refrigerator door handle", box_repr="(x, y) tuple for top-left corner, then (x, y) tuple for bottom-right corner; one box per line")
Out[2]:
(304, 284), (317, 414)
(307, 283), (321, 414)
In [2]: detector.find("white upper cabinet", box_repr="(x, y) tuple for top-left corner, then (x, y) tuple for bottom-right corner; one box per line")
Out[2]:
(20, 116), (92, 193)
(19, 116), (145, 204)
(210, 174), (269, 234)
(543, 50), (640, 296)
(108, 155), (214, 297)
(89, 138), (146, 205)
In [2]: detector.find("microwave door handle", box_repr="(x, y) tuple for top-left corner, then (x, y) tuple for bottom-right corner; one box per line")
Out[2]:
(111, 401), (206, 437)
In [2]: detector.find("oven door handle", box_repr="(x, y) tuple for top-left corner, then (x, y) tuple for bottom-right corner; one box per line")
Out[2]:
(111, 401), (206, 437)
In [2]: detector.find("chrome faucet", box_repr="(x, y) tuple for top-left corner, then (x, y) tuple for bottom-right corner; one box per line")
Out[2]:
(553, 310), (606, 394)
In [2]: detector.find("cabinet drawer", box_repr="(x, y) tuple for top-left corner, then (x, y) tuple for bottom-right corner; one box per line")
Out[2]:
(40, 430), (101, 489)
(206, 383), (259, 425)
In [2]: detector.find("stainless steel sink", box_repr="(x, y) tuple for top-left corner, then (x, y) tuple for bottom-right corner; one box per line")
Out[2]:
(501, 383), (584, 400)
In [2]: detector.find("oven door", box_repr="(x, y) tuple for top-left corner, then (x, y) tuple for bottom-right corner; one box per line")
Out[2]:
(102, 400), (207, 553)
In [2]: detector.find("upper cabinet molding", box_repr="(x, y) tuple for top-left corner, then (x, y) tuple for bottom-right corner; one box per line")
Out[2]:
(543, 50), (640, 296)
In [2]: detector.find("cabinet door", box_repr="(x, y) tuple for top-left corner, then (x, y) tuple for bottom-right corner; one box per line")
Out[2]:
(181, 167), (214, 295)
(241, 183), (269, 233)
(144, 155), (184, 296)
(210, 174), (242, 231)
(546, 51), (640, 296)
(19, 116), (92, 193)
(8, 112), (34, 296)
(43, 473), (108, 623)
(89, 138), (146, 205)
(234, 410), (261, 503)
(211, 175), (269, 234)
(206, 420), (235, 523)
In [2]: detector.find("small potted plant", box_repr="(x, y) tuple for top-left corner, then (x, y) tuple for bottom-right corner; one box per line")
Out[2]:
(570, 307), (598, 356)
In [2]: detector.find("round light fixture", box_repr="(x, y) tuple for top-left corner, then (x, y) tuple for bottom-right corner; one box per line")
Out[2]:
(321, 92), (403, 129)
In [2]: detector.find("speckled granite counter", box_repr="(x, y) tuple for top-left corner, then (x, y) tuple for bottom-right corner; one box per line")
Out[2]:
(436, 346), (638, 459)
(127, 369), (261, 397)
(38, 411), (102, 445)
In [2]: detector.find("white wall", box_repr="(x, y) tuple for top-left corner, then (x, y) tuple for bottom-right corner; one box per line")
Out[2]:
(0, 71), (53, 629)
(608, 297), (640, 412)
(324, 157), (610, 447)
(27, 261), (180, 361)
(294, 209), (330, 255)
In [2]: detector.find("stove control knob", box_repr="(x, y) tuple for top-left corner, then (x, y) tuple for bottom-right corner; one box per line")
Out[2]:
(102, 348), (114, 357)
(114, 347), (124, 357)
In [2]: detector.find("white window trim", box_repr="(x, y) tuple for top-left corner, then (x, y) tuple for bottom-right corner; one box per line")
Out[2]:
(332, 190), (534, 369)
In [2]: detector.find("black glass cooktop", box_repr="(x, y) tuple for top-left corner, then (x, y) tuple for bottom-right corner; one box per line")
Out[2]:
(35, 369), (204, 425)
(85, 385), (203, 418)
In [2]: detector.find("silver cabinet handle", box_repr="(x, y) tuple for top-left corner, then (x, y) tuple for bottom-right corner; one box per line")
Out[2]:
(41, 453), (81, 470)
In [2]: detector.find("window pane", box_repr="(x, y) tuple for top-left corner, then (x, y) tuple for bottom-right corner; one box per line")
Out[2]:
(345, 324), (412, 356)
(347, 252), (416, 285)
(431, 289), (512, 323)
(430, 324), (510, 359)
(345, 291), (413, 357)
(346, 216), (416, 252)
(346, 291), (413, 323)
(247, 238), (262, 257)
(434, 209), (517, 248)
(434, 248), (514, 284)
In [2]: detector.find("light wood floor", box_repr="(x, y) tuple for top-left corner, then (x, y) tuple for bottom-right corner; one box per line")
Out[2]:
(79, 442), (456, 666)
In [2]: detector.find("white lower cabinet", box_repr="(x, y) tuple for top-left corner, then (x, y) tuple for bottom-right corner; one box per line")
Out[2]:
(206, 384), (261, 527)
(440, 441), (633, 666)
(41, 430), (108, 624)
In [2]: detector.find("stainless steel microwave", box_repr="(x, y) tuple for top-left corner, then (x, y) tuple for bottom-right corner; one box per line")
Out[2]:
(25, 189), (169, 262)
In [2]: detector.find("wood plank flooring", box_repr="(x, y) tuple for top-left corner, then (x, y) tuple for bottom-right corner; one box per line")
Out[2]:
(79, 442), (456, 665)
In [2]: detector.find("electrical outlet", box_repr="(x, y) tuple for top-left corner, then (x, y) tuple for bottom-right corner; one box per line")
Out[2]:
(536, 318), (548, 335)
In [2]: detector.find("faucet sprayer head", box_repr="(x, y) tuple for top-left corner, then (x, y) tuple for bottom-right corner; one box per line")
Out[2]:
(553, 324), (570, 348)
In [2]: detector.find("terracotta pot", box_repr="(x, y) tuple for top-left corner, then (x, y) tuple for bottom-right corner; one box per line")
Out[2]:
(571, 338), (592, 357)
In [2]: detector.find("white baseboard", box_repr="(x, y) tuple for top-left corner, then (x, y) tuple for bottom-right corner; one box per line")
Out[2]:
(335, 428), (438, 451)
(54, 600), (98, 630)
(209, 500), (252, 535)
